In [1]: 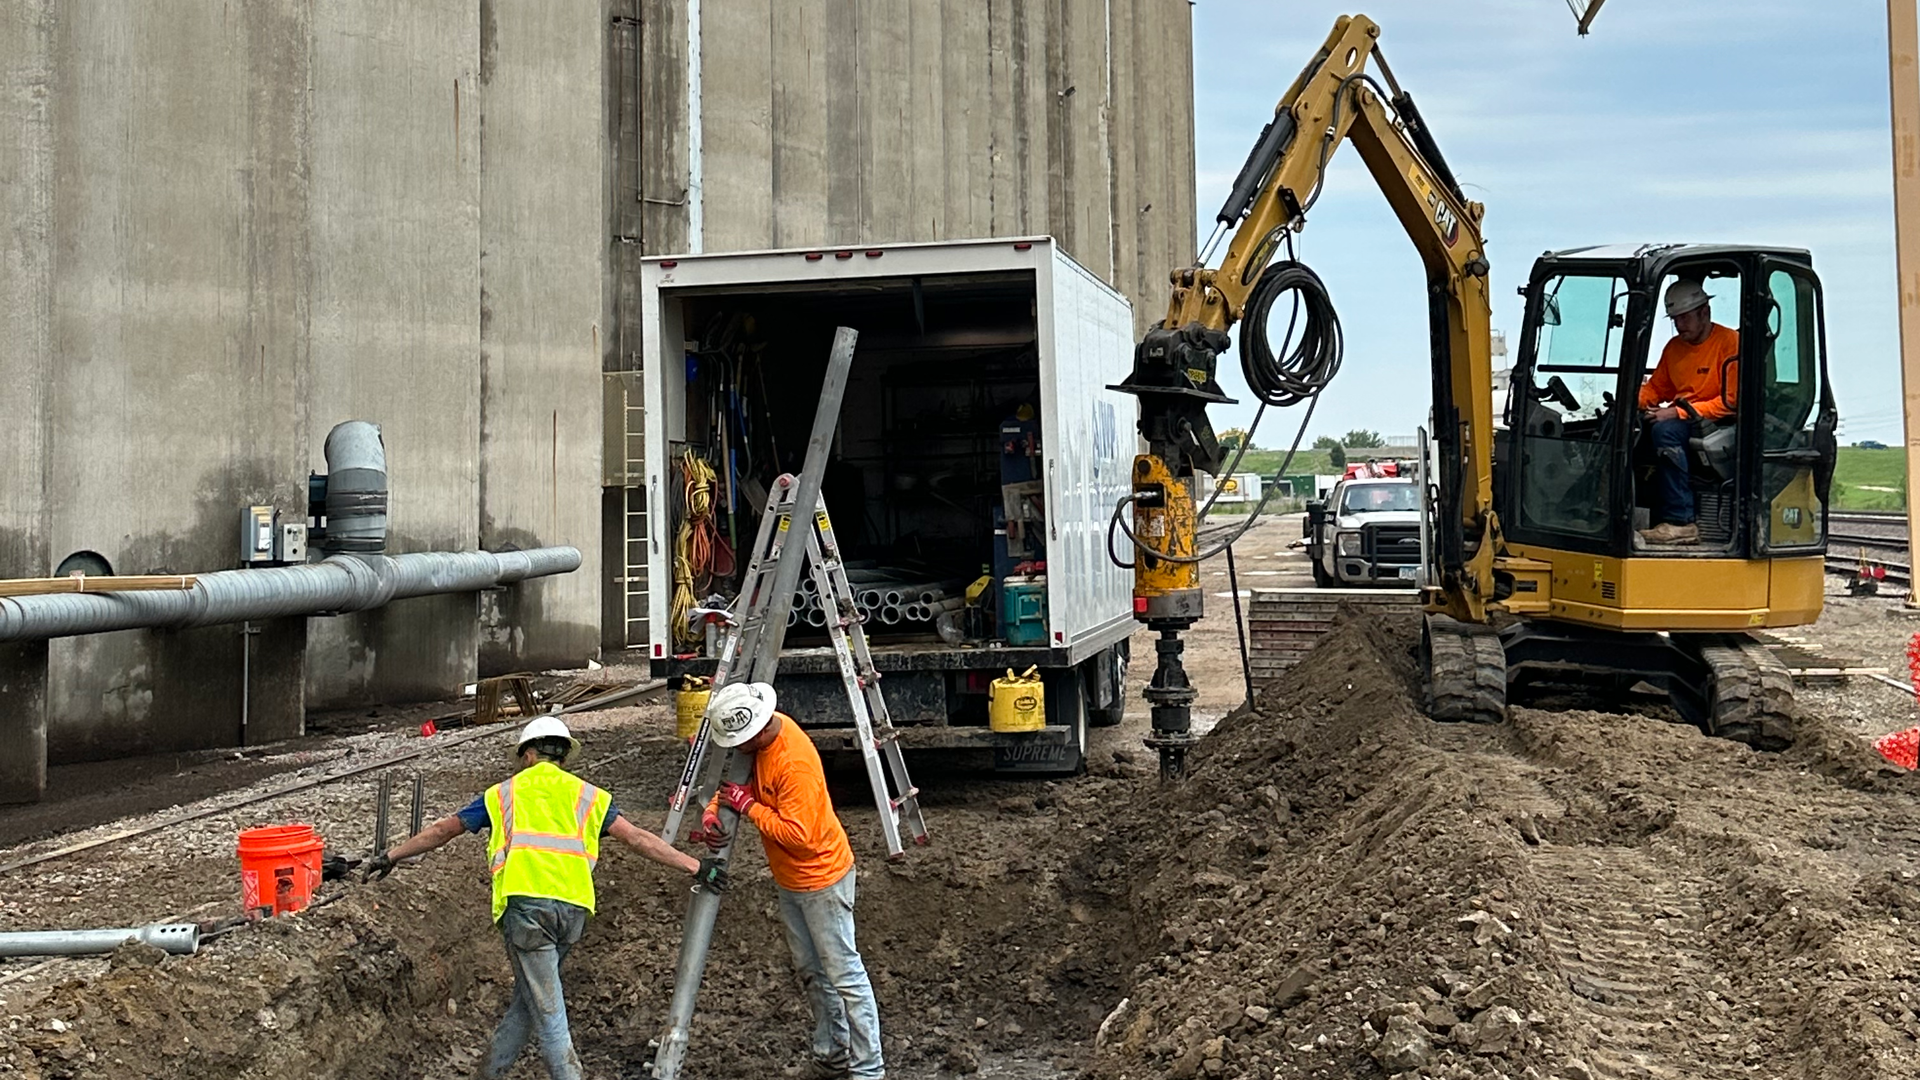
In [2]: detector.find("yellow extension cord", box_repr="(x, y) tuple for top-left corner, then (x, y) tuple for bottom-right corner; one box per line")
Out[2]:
(671, 450), (717, 646)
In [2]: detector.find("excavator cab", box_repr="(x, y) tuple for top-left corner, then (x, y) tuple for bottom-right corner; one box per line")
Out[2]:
(1502, 244), (1837, 574)
(1484, 244), (1839, 745)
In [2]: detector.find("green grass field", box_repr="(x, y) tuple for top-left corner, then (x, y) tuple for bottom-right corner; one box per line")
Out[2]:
(1222, 444), (1906, 510)
(1832, 447), (1905, 511)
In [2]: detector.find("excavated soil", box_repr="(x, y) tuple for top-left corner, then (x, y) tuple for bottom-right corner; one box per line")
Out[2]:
(8, 608), (1920, 1079)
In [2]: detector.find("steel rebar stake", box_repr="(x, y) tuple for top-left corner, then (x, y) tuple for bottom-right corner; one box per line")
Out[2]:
(652, 326), (860, 1080)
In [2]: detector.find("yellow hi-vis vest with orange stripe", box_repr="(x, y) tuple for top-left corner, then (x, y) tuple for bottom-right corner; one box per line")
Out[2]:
(483, 761), (612, 923)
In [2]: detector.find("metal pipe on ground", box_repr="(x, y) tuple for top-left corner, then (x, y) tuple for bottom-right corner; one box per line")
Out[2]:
(0, 547), (581, 643)
(879, 605), (903, 625)
(923, 596), (966, 613)
(0, 924), (200, 958)
(903, 603), (926, 621)
(857, 589), (883, 609)
(805, 607), (827, 627)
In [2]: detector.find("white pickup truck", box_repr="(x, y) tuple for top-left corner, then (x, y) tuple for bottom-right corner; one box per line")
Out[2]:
(1303, 477), (1423, 587)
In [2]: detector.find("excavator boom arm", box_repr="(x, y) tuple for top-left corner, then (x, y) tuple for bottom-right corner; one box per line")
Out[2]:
(1169, 14), (1498, 619)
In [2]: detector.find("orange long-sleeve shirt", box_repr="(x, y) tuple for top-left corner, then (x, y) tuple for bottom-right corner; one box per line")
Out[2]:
(1638, 324), (1739, 422)
(711, 713), (854, 892)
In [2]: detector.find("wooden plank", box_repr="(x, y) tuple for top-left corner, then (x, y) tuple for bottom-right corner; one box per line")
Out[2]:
(0, 574), (197, 598)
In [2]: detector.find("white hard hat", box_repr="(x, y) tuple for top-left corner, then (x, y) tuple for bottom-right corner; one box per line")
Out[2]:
(1664, 280), (1711, 318)
(515, 715), (580, 757)
(708, 681), (777, 748)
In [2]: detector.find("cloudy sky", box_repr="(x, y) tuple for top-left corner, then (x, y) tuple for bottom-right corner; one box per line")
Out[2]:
(1188, 1), (1903, 446)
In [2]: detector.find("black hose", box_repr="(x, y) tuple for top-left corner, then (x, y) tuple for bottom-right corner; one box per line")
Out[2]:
(1240, 260), (1342, 409)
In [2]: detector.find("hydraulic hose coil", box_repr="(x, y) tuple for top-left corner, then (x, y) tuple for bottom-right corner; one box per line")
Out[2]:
(1239, 260), (1342, 408)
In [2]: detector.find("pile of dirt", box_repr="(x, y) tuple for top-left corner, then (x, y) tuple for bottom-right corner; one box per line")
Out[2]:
(1080, 611), (1920, 1080)
(1077, 612), (1567, 1080)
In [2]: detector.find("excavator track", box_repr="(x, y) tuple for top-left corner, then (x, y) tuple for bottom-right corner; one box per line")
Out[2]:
(1699, 638), (1795, 751)
(1422, 615), (1507, 725)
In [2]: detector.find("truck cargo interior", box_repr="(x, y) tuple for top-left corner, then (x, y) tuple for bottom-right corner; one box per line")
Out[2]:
(667, 273), (1043, 652)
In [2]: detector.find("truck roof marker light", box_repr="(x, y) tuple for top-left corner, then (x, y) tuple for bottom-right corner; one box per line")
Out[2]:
(804, 252), (824, 261)
(659, 260), (678, 268)
(1013, 242), (1033, 251)
(653, 643), (666, 658)
(835, 250), (854, 259)
(865, 250), (884, 258)
(1133, 597), (1149, 614)
(1054, 631), (1064, 644)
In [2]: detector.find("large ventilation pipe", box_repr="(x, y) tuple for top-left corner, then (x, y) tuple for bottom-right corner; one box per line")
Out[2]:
(321, 421), (388, 553)
(0, 548), (580, 643)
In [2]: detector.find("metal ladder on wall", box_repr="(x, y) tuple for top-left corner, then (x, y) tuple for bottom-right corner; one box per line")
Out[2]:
(663, 475), (928, 857)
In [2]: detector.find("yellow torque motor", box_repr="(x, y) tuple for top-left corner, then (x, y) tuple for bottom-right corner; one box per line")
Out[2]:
(1129, 454), (1203, 623)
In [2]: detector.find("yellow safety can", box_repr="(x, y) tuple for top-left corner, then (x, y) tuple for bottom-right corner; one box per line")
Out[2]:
(988, 666), (1046, 733)
(676, 676), (712, 740)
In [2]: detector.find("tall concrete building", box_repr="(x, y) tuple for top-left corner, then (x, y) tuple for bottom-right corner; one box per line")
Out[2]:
(0, 0), (1195, 802)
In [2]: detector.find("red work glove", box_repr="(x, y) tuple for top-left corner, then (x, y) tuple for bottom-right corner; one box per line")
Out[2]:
(720, 781), (758, 816)
(688, 808), (727, 851)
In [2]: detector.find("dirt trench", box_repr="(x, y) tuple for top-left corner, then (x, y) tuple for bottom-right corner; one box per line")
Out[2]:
(8, 610), (1920, 1079)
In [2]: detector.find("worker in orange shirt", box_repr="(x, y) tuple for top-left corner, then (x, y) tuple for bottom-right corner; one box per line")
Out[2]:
(695, 681), (883, 1080)
(1637, 280), (1739, 545)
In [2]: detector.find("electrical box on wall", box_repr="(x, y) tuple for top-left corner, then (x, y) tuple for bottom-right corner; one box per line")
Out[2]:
(240, 509), (309, 566)
(242, 506), (278, 566)
(279, 522), (308, 564)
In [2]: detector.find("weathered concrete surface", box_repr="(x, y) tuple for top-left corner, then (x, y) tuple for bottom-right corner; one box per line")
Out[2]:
(0, 2), (610, 783)
(678, 0), (1194, 322)
(303, 0), (482, 709)
(0, 0), (54, 798)
(476, 0), (606, 675)
(43, 3), (311, 761)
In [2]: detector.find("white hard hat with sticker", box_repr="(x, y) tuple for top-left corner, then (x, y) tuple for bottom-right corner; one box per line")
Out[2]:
(708, 681), (777, 748)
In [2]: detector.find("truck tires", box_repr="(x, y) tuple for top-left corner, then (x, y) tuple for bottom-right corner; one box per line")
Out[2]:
(1310, 555), (1333, 588)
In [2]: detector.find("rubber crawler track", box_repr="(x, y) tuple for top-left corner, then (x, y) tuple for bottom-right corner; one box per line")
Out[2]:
(1423, 615), (1507, 724)
(1700, 638), (1795, 751)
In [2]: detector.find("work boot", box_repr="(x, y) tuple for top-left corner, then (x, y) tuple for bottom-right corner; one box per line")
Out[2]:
(1641, 522), (1699, 545)
(801, 1057), (852, 1080)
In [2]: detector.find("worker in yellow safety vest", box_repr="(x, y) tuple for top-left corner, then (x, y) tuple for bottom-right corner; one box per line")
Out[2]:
(363, 716), (726, 1080)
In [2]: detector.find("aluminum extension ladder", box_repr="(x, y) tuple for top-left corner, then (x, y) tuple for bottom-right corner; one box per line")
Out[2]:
(663, 474), (928, 857)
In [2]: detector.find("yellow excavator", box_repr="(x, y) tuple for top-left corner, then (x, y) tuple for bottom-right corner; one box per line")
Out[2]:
(1112, 14), (1838, 777)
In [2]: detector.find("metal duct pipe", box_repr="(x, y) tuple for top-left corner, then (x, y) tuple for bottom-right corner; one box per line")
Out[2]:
(322, 421), (388, 553)
(903, 603), (927, 621)
(804, 606), (827, 627)
(0, 548), (581, 643)
(0, 923), (200, 958)
(879, 605), (903, 625)
(857, 589), (883, 609)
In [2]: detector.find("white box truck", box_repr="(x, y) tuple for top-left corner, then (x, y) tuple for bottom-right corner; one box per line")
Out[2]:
(640, 237), (1137, 773)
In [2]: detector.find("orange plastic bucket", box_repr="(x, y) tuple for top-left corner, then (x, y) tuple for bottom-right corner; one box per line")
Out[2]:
(238, 824), (324, 916)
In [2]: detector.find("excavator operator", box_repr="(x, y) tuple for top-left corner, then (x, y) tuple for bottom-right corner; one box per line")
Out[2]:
(1638, 280), (1739, 545)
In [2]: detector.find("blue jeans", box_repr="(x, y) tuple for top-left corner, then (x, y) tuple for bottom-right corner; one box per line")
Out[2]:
(1650, 418), (1695, 525)
(777, 869), (884, 1079)
(481, 897), (587, 1080)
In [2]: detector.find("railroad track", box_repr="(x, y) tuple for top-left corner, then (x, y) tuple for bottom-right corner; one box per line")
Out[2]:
(1825, 549), (1911, 588)
(1830, 531), (1908, 548)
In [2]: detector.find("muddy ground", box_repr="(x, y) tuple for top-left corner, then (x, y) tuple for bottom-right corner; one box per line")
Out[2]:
(6, 521), (1920, 1078)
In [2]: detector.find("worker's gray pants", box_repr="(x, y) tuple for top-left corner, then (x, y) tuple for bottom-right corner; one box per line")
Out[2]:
(777, 869), (884, 1079)
(480, 896), (587, 1080)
